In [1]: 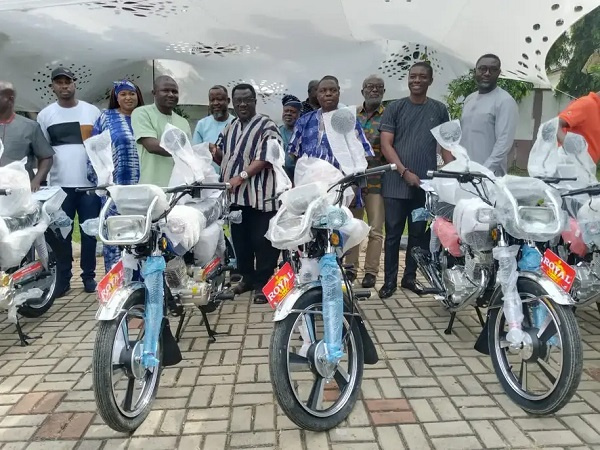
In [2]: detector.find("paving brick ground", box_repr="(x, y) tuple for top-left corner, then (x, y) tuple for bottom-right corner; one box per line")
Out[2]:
(0, 254), (599, 449)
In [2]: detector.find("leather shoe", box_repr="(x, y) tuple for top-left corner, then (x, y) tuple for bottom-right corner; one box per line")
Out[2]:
(253, 293), (268, 305)
(234, 281), (252, 296)
(378, 283), (397, 299)
(401, 277), (418, 293)
(361, 273), (376, 288)
(346, 271), (357, 284)
(83, 278), (97, 294)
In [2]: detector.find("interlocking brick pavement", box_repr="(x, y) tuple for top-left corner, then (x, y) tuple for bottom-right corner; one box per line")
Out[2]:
(0, 255), (598, 449)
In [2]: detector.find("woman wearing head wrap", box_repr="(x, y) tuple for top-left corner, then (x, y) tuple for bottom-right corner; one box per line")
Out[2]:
(87, 80), (144, 272)
(279, 94), (302, 179)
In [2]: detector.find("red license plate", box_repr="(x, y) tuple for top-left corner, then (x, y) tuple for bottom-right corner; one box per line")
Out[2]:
(262, 262), (296, 309)
(97, 260), (124, 305)
(540, 249), (576, 292)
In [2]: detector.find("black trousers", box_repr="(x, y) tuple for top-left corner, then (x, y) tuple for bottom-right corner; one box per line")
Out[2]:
(230, 206), (280, 291)
(383, 190), (429, 285)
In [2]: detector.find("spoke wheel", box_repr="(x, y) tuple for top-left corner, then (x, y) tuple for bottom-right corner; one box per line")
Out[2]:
(18, 240), (58, 318)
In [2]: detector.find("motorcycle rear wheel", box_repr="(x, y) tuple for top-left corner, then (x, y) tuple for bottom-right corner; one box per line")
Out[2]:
(18, 239), (58, 318)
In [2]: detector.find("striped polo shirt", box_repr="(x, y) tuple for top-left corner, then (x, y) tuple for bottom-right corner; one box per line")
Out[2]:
(379, 97), (449, 199)
(217, 114), (282, 212)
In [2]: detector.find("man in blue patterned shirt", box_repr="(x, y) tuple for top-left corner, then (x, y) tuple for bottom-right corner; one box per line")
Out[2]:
(288, 76), (373, 172)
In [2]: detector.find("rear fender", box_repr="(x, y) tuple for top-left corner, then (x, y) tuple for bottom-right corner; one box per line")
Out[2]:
(272, 281), (379, 365)
(95, 282), (146, 321)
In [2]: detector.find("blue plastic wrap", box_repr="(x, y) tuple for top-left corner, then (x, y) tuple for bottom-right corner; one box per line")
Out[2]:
(411, 207), (429, 223)
(518, 245), (542, 272)
(141, 256), (166, 368)
(532, 304), (559, 346)
(319, 253), (345, 363)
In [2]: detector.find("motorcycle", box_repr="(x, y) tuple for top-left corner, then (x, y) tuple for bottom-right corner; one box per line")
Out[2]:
(412, 120), (582, 415)
(264, 159), (395, 431)
(0, 159), (70, 346)
(83, 127), (238, 432)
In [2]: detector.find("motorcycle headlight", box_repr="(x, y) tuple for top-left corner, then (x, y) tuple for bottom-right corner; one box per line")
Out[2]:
(518, 206), (556, 224)
(476, 208), (495, 224)
(105, 216), (146, 242)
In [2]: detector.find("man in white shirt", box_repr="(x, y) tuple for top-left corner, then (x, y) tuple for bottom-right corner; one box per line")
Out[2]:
(37, 67), (101, 297)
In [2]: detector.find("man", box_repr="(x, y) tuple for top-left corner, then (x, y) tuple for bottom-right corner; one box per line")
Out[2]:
(37, 67), (102, 296)
(378, 62), (450, 298)
(557, 91), (600, 163)
(0, 81), (54, 191)
(289, 76), (373, 169)
(346, 75), (387, 288)
(279, 94), (302, 179)
(131, 76), (192, 186)
(210, 83), (282, 304)
(449, 54), (519, 176)
(300, 80), (320, 116)
(192, 85), (234, 173)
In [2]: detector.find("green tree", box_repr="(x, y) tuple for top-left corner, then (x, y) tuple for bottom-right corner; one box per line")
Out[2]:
(444, 70), (533, 119)
(547, 6), (600, 96)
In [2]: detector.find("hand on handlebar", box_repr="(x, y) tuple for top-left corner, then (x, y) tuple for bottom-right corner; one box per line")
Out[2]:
(228, 176), (244, 190)
(402, 170), (421, 188)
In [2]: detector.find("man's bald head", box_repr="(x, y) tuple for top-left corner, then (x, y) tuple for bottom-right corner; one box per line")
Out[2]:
(308, 79), (319, 103)
(153, 75), (176, 91)
(0, 81), (15, 95)
(0, 81), (16, 115)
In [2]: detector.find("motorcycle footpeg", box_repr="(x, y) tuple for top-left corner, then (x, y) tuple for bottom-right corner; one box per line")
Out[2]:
(413, 286), (443, 296)
(353, 289), (371, 300)
(215, 290), (235, 301)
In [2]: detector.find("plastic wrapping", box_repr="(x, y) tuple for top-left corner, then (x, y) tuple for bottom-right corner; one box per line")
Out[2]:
(141, 256), (165, 368)
(84, 130), (114, 186)
(294, 156), (353, 207)
(193, 220), (223, 266)
(518, 245), (542, 271)
(161, 123), (207, 186)
(49, 210), (73, 239)
(122, 252), (138, 284)
(0, 220), (47, 269)
(279, 182), (329, 216)
(493, 245), (524, 345)
(7, 288), (44, 323)
(338, 217), (370, 253)
(298, 257), (319, 284)
(108, 184), (169, 220)
(323, 106), (368, 176)
(81, 218), (100, 237)
(313, 205), (350, 230)
(411, 207), (429, 222)
(432, 218), (462, 257)
(186, 195), (225, 228)
(452, 198), (494, 251)
(0, 159), (35, 217)
(265, 139), (293, 194)
(576, 197), (600, 248)
(494, 175), (566, 242)
(319, 253), (345, 364)
(164, 205), (206, 255)
(561, 217), (588, 257)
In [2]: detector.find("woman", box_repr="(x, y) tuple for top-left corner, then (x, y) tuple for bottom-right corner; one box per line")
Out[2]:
(88, 80), (144, 273)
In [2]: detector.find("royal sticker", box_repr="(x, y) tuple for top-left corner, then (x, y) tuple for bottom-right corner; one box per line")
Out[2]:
(97, 260), (124, 305)
(262, 262), (296, 309)
(540, 249), (576, 292)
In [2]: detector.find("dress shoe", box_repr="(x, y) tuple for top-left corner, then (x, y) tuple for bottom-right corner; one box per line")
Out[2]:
(253, 292), (268, 305)
(234, 281), (252, 296)
(55, 283), (71, 299)
(83, 278), (97, 294)
(378, 283), (397, 299)
(401, 277), (418, 293)
(346, 271), (357, 284)
(361, 273), (376, 288)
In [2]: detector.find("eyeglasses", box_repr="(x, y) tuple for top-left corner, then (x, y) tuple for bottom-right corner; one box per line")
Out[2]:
(232, 97), (256, 106)
(364, 83), (385, 91)
(476, 65), (501, 74)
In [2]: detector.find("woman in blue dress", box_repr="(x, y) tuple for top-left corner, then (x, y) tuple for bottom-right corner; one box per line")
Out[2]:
(88, 80), (144, 272)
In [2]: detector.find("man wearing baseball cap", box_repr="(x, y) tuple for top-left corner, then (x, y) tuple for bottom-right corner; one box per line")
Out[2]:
(37, 66), (101, 297)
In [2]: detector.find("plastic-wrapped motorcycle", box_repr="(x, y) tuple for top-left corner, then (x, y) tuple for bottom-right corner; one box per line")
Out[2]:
(0, 150), (71, 345)
(413, 120), (582, 415)
(82, 126), (237, 432)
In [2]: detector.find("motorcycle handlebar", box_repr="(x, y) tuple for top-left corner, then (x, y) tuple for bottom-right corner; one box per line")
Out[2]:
(426, 170), (492, 182)
(164, 182), (230, 194)
(536, 176), (578, 184)
(561, 184), (600, 197)
(336, 164), (397, 186)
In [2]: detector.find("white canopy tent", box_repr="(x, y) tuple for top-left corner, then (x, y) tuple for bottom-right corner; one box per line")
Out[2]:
(0, 0), (597, 118)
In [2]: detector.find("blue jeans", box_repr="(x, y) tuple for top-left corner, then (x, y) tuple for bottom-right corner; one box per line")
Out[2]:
(52, 188), (101, 286)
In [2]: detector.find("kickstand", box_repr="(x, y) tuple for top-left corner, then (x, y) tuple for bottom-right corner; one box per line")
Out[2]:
(475, 307), (485, 328)
(16, 319), (39, 347)
(444, 312), (456, 335)
(175, 311), (186, 343)
(199, 306), (225, 343)
(596, 302), (600, 317)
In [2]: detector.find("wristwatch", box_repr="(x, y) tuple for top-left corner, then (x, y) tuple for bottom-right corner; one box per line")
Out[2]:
(240, 171), (249, 180)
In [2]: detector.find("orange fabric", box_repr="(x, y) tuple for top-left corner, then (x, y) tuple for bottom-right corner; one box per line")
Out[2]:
(558, 92), (600, 163)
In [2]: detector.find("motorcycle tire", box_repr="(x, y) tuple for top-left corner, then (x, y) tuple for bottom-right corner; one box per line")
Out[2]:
(18, 239), (58, 318)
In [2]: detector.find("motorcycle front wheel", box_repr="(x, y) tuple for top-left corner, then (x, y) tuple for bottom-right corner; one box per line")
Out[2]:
(269, 289), (364, 431)
(488, 278), (582, 415)
(93, 290), (162, 432)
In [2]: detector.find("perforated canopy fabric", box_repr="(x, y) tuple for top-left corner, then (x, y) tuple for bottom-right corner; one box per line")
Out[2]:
(0, 0), (597, 118)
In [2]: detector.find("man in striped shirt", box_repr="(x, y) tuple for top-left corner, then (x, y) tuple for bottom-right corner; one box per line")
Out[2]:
(210, 83), (282, 304)
(378, 62), (450, 299)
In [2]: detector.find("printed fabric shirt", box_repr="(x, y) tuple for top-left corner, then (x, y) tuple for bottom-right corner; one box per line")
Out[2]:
(300, 99), (317, 117)
(217, 114), (282, 212)
(357, 104), (386, 195)
(288, 109), (374, 171)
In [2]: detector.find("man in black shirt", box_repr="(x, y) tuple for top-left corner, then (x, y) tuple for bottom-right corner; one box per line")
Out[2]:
(378, 62), (449, 298)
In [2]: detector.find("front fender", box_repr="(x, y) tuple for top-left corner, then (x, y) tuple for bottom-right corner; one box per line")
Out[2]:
(95, 282), (146, 320)
(488, 271), (575, 308)
(273, 281), (321, 322)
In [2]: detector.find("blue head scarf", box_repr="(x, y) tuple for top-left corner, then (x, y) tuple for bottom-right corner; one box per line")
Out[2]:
(113, 80), (137, 97)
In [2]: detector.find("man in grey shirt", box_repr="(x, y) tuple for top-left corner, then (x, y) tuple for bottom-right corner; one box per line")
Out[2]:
(378, 62), (450, 298)
(0, 81), (54, 190)
(454, 54), (519, 175)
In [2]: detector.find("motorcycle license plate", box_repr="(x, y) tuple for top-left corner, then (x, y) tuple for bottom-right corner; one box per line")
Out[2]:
(540, 249), (575, 292)
(97, 260), (124, 305)
(262, 262), (295, 309)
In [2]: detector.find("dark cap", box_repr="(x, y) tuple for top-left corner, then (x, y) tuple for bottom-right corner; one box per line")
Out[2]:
(51, 67), (77, 81)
